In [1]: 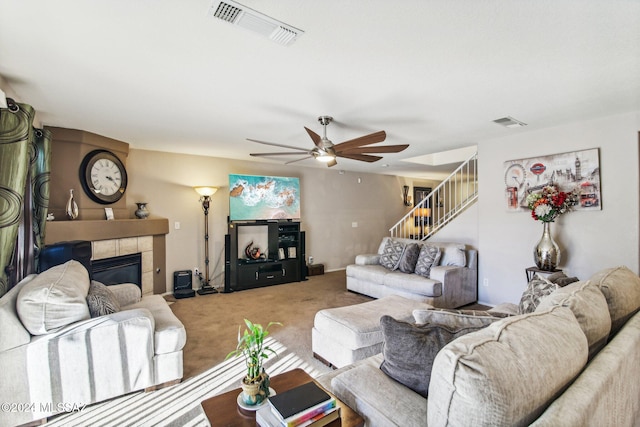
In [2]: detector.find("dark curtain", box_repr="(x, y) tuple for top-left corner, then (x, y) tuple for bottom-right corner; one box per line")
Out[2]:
(0, 99), (36, 297)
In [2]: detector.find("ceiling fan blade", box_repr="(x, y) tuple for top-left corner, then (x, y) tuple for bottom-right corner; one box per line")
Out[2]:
(338, 144), (409, 155)
(337, 152), (383, 163)
(250, 152), (313, 157)
(285, 156), (314, 165)
(247, 138), (310, 152)
(304, 127), (323, 148)
(333, 130), (386, 152)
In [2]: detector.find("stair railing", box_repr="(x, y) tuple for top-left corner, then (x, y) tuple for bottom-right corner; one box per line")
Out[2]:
(390, 152), (478, 240)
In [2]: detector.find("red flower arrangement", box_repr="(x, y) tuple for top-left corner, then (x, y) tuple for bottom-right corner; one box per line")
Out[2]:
(526, 185), (579, 222)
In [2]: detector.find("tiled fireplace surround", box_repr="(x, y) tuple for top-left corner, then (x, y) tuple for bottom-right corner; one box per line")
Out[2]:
(92, 236), (154, 295)
(45, 218), (169, 295)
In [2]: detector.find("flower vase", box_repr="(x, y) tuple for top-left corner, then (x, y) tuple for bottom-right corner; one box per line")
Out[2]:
(66, 189), (79, 220)
(534, 222), (560, 271)
(135, 202), (149, 219)
(239, 372), (270, 406)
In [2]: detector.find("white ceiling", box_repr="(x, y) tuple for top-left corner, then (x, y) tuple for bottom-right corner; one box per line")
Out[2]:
(1, 1), (639, 179)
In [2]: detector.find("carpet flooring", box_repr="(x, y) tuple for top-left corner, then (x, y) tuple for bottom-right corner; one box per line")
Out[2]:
(166, 270), (373, 381)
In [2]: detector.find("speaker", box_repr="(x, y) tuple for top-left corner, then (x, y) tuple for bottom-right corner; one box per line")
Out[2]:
(39, 240), (92, 277)
(299, 231), (307, 281)
(173, 270), (195, 299)
(222, 234), (233, 293)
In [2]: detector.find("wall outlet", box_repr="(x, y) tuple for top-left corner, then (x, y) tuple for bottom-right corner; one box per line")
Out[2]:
(308, 256), (314, 265)
(483, 278), (489, 287)
(194, 267), (199, 276)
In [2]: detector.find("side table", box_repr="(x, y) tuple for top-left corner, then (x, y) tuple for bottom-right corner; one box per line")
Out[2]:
(525, 266), (562, 282)
(200, 368), (364, 427)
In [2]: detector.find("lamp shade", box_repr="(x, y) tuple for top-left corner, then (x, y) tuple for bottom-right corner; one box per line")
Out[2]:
(194, 186), (218, 197)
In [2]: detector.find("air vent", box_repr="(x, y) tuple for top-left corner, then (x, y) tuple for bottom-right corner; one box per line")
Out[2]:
(493, 116), (527, 128)
(207, 0), (304, 46)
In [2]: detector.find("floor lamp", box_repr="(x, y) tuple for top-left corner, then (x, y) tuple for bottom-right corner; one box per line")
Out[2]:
(194, 186), (218, 295)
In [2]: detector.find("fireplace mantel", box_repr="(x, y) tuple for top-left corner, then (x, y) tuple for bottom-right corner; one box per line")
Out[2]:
(44, 218), (169, 294)
(45, 218), (169, 243)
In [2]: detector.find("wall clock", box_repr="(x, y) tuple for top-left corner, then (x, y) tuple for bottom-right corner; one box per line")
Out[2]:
(79, 149), (128, 204)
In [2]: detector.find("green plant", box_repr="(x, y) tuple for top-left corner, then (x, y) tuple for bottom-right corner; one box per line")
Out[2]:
(225, 319), (282, 383)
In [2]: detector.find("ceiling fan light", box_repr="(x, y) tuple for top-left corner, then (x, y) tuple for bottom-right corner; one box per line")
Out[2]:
(316, 152), (336, 163)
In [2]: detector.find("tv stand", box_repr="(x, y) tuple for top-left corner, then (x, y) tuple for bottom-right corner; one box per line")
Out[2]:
(226, 221), (306, 291)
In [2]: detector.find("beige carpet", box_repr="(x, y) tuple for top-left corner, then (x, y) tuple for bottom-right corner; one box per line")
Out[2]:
(166, 270), (373, 380)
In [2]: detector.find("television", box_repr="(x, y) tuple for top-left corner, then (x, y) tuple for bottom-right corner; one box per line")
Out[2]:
(229, 174), (301, 221)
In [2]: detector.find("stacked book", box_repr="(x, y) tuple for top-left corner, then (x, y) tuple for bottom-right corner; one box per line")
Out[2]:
(257, 382), (340, 427)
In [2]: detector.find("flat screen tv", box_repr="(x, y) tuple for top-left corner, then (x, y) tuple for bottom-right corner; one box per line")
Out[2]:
(229, 174), (301, 221)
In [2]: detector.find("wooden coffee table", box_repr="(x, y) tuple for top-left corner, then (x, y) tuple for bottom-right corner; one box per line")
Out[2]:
(201, 368), (364, 427)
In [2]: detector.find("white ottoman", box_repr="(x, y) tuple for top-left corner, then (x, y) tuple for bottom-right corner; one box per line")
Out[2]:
(312, 295), (433, 368)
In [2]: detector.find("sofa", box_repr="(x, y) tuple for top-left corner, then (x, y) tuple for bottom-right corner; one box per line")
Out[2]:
(317, 266), (640, 426)
(346, 237), (477, 308)
(0, 260), (186, 427)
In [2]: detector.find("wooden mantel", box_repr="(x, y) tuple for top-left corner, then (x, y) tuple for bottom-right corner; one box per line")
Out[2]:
(45, 218), (169, 244)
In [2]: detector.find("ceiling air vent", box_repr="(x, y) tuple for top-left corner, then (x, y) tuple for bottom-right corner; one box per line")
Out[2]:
(207, 0), (304, 46)
(493, 116), (527, 128)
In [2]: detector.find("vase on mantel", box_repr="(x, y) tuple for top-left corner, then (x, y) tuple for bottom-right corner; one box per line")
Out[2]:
(534, 222), (560, 271)
(135, 202), (149, 219)
(66, 189), (79, 220)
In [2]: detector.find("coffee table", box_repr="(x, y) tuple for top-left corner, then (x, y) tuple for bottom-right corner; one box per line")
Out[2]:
(201, 368), (364, 427)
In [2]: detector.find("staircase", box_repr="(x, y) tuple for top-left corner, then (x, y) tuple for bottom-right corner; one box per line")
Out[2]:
(390, 152), (478, 240)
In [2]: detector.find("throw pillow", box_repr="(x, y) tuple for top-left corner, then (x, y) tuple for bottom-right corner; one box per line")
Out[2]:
(397, 243), (420, 273)
(546, 271), (580, 287)
(439, 246), (467, 267)
(414, 245), (441, 278)
(379, 315), (485, 398)
(379, 239), (406, 270)
(412, 308), (511, 327)
(518, 274), (559, 314)
(86, 280), (121, 317)
(17, 260), (91, 335)
(589, 266), (640, 335)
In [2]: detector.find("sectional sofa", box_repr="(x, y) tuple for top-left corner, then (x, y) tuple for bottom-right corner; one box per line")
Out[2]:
(317, 266), (640, 426)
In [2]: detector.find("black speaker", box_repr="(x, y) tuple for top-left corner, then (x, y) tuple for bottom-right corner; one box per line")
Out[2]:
(173, 270), (195, 299)
(39, 240), (92, 277)
(299, 231), (307, 281)
(222, 234), (233, 293)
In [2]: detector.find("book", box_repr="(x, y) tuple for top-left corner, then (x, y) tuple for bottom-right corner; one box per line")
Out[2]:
(258, 406), (340, 427)
(268, 382), (336, 427)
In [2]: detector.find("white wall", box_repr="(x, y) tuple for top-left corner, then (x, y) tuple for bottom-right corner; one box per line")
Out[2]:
(477, 111), (640, 305)
(126, 150), (410, 291)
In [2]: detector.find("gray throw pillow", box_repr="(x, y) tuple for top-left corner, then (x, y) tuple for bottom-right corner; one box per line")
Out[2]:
(414, 245), (441, 278)
(379, 315), (484, 397)
(413, 308), (511, 327)
(379, 239), (406, 270)
(86, 281), (121, 317)
(397, 243), (420, 273)
(518, 274), (558, 314)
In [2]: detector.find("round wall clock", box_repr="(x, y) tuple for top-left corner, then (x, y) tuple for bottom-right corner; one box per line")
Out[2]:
(79, 149), (128, 204)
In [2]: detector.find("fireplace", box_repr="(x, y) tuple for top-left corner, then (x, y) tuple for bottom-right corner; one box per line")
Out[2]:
(91, 253), (142, 290)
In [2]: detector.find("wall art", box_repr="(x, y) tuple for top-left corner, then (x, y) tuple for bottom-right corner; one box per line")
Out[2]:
(504, 148), (601, 212)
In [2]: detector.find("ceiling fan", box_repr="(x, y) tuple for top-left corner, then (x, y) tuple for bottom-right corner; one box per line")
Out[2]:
(248, 116), (409, 167)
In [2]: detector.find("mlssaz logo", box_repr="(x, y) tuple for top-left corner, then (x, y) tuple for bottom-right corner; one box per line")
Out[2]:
(530, 163), (546, 175)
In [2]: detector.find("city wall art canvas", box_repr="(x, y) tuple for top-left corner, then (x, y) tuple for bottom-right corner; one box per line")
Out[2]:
(504, 148), (601, 212)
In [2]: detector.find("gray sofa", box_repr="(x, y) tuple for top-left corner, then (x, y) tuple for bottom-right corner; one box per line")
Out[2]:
(318, 266), (640, 426)
(346, 237), (477, 308)
(0, 260), (186, 427)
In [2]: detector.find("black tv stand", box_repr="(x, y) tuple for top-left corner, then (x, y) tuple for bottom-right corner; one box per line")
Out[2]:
(226, 221), (306, 291)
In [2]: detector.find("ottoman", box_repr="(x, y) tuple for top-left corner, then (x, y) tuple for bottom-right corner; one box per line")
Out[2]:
(312, 295), (433, 368)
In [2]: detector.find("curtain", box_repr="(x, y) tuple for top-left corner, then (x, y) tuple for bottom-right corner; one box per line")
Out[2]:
(10, 127), (51, 285)
(0, 100), (35, 297)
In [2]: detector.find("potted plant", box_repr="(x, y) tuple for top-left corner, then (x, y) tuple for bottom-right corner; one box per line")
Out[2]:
(226, 318), (282, 406)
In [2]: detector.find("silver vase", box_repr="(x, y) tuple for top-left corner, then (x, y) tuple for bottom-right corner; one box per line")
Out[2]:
(66, 189), (79, 220)
(534, 222), (560, 271)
